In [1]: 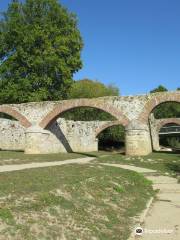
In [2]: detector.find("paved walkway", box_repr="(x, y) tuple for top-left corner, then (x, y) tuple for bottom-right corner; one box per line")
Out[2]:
(101, 163), (180, 240)
(0, 157), (95, 173)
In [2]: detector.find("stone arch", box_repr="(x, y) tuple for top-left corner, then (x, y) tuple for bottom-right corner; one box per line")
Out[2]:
(95, 121), (125, 138)
(39, 99), (130, 128)
(138, 92), (180, 123)
(0, 106), (31, 128)
(156, 118), (180, 132)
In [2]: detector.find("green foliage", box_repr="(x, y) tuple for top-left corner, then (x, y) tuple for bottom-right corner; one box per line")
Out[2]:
(62, 79), (119, 121)
(160, 135), (180, 148)
(167, 137), (180, 148)
(0, 0), (83, 103)
(150, 85), (168, 93)
(62, 79), (123, 149)
(0, 208), (14, 224)
(153, 102), (180, 119)
(68, 79), (119, 99)
(150, 86), (180, 148)
(113, 184), (125, 193)
(150, 85), (180, 119)
(98, 125), (125, 150)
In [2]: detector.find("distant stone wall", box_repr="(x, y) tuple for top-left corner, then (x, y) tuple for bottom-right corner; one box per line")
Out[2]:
(0, 118), (113, 153)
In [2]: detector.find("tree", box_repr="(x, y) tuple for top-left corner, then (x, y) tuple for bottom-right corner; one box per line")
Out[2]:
(62, 79), (119, 121)
(62, 79), (124, 150)
(150, 85), (180, 118)
(0, 0), (83, 103)
(68, 79), (119, 99)
(150, 85), (168, 93)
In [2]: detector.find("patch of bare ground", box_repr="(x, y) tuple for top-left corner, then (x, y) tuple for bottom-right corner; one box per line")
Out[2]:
(0, 163), (154, 239)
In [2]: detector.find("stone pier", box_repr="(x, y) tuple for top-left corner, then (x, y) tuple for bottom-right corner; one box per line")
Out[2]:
(0, 91), (179, 156)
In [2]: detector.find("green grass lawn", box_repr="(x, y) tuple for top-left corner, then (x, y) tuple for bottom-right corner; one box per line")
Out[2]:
(0, 163), (154, 240)
(93, 151), (180, 176)
(0, 151), (91, 165)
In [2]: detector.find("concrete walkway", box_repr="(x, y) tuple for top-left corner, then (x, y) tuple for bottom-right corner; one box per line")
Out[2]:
(101, 163), (180, 240)
(0, 157), (95, 173)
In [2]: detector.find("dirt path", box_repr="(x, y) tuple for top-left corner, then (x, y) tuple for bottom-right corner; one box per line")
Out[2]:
(0, 157), (95, 173)
(101, 163), (180, 240)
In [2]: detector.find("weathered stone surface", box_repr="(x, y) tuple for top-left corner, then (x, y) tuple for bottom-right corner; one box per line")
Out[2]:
(0, 91), (179, 155)
(0, 118), (113, 153)
(125, 121), (152, 155)
(149, 114), (180, 151)
(0, 119), (25, 151)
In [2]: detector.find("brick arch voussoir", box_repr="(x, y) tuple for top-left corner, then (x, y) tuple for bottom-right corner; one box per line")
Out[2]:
(95, 121), (126, 138)
(0, 106), (31, 128)
(157, 118), (180, 132)
(138, 94), (180, 124)
(39, 99), (130, 129)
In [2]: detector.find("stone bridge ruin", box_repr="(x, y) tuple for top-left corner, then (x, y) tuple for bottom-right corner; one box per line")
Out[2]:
(0, 91), (179, 156)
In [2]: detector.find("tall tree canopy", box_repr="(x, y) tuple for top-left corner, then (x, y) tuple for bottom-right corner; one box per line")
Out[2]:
(0, 0), (83, 103)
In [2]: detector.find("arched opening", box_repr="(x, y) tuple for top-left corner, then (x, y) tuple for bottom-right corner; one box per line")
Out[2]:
(159, 123), (180, 152)
(138, 92), (180, 124)
(42, 105), (128, 153)
(96, 124), (125, 153)
(39, 99), (129, 129)
(0, 112), (17, 120)
(60, 107), (116, 121)
(152, 102), (180, 119)
(149, 101), (180, 153)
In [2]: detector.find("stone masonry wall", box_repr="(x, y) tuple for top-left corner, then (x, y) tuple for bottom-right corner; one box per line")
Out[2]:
(2, 91), (179, 128)
(0, 91), (179, 155)
(0, 119), (25, 151)
(0, 118), (113, 152)
(149, 114), (180, 151)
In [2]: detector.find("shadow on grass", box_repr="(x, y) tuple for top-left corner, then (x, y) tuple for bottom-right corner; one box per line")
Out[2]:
(72, 152), (98, 158)
(166, 162), (180, 174)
